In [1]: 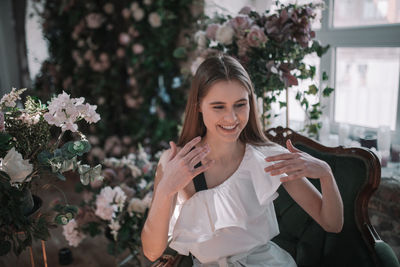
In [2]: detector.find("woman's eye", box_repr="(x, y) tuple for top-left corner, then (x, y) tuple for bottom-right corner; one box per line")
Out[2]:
(213, 106), (224, 109)
(235, 103), (246, 108)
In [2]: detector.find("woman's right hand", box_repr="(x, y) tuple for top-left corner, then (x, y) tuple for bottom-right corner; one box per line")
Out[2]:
(158, 136), (213, 197)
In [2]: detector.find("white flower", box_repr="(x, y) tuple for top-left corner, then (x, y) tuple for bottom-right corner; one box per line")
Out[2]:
(133, 8), (145, 21)
(0, 147), (33, 185)
(95, 186), (127, 221)
(144, 0), (152, 5)
(0, 88), (26, 108)
(191, 57), (205, 75)
(108, 219), (120, 241)
(142, 191), (153, 208)
(129, 165), (142, 178)
(130, 2), (139, 11)
(85, 13), (105, 29)
(215, 23), (234, 45)
(148, 12), (162, 28)
(62, 219), (86, 247)
(194, 31), (207, 49)
(127, 198), (147, 215)
(43, 91), (100, 132)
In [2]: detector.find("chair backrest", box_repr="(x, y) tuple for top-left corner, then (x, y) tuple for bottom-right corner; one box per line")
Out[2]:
(265, 127), (381, 267)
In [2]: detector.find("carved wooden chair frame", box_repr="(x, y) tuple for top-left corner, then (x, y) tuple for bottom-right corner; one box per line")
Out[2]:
(264, 126), (383, 265)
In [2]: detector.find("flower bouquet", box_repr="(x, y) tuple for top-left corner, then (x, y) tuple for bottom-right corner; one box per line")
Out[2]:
(191, 1), (334, 135)
(62, 144), (158, 264)
(0, 88), (102, 255)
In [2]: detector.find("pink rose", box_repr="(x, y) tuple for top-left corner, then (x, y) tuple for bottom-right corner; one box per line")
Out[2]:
(119, 33), (131, 45)
(116, 48), (125, 58)
(239, 6), (252, 15)
(121, 8), (131, 19)
(148, 12), (162, 27)
(99, 53), (109, 62)
(230, 15), (253, 32)
(206, 24), (219, 40)
(103, 3), (114, 14)
(246, 25), (267, 47)
(132, 44), (144, 54)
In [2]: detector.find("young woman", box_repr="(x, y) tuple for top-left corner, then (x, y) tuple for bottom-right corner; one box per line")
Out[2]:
(141, 55), (343, 266)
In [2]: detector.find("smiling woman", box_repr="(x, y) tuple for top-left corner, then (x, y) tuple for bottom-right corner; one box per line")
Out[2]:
(141, 55), (343, 266)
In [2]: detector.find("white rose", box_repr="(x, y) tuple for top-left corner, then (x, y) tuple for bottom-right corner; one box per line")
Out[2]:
(133, 8), (145, 21)
(215, 23), (235, 45)
(1, 147), (33, 185)
(194, 31), (207, 49)
(127, 198), (147, 215)
(148, 12), (162, 28)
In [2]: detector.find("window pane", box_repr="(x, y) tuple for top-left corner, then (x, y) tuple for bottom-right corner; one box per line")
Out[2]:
(204, 0), (271, 17)
(334, 47), (400, 130)
(334, 0), (400, 27)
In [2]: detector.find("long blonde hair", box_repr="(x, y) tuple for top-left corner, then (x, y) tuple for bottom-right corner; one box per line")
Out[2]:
(177, 55), (271, 147)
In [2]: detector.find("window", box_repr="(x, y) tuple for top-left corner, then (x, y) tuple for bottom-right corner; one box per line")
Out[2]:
(317, 0), (400, 145)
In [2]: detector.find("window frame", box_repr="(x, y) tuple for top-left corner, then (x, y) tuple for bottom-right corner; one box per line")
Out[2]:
(316, 0), (400, 144)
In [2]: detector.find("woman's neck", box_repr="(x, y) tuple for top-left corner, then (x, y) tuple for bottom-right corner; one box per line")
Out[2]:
(201, 135), (245, 163)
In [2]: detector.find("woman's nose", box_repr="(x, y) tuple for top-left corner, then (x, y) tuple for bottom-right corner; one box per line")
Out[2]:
(224, 109), (237, 122)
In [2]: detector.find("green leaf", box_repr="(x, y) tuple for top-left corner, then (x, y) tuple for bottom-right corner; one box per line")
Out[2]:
(322, 71), (328, 81)
(172, 47), (187, 59)
(295, 91), (301, 100)
(307, 85), (318, 95)
(322, 87), (334, 97)
(279, 101), (287, 108)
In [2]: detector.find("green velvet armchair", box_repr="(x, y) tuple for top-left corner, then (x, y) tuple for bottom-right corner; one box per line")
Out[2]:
(265, 127), (399, 267)
(154, 127), (399, 267)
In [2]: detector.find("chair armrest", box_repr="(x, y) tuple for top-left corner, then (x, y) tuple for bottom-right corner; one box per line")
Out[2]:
(374, 241), (400, 267)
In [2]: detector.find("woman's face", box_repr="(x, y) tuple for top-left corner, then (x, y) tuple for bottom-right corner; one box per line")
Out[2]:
(199, 80), (250, 143)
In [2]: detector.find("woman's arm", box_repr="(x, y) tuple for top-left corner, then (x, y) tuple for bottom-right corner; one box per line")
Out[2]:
(264, 140), (343, 233)
(141, 137), (213, 261)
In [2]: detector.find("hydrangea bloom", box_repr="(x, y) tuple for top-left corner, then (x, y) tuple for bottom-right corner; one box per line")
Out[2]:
(95, 186), (127, 221)
(62, 219), (86, 247)
(0, 88), (26, 108)
(43, 91), (100, 132)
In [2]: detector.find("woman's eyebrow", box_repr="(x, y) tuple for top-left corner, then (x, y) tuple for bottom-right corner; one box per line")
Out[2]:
(209, 98), (248, 105)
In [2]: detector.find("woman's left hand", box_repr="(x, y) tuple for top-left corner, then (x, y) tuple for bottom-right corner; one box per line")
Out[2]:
(264, 139), (333, 183)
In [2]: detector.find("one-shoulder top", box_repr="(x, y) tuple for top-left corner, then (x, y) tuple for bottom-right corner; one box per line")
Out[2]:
(168, 144), (296, 266)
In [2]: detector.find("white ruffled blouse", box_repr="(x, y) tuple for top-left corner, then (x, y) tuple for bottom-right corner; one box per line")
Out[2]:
(168, 144), (297, 266)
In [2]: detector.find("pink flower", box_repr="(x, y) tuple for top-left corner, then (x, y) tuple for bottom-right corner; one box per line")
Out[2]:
(206, 24), (219, 40)
(133, 8), (145, 21)
(62, 219), (86, 247)
(103, 3), (114, 14)
(85, 13), (104, 29)
(99, 53), (109, 62)
(116, 48), (125, 58)
(230, 15), (253, 32)
(239, 6), (252, 15)
(246, 25), (267, 47)
(215, 23), (234, 45)
(191, 57), (205, 75)
(129, 77), (137, 86)
(121, 8), (131, 19)
(83, 50), (94, 61)
(148, 12), (162, 27)
(119, 33), (131, 45)
(132, 44), (144, 54)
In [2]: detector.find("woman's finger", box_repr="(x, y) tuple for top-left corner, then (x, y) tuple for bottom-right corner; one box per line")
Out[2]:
(268, 163), (303, 176)
(188, 147), (210, 168)
(264, 158), (300, 172)
(178, 136), (202, 157)
(191, 159), (214, 177)
(265, 152), (299, 162)
(280, 170), (304, 182)
(286, 139), (302, 153)
(184, 144), (209, 163)
(168, 141), (178, 161)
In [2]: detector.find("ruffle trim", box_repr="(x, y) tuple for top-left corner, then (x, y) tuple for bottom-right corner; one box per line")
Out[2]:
(169, 144), (288, 254)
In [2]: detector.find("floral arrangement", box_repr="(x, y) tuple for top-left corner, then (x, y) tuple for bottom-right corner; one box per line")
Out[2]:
(33, 0), (197, 149)
(0, 88), (102, 256)
(62, 144), (158, 263)
(191, 1), (334, 135)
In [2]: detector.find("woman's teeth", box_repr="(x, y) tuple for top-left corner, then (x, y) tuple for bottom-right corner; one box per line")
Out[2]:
(220, 124), (237, 130)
